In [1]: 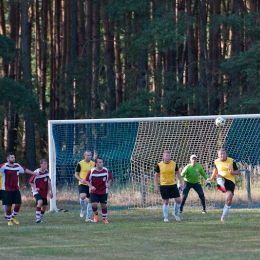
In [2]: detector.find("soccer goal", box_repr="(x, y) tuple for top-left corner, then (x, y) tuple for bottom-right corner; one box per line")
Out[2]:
(48, 114), (260, 212)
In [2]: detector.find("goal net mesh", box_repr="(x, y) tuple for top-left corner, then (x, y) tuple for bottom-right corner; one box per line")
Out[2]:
(49, 116), (260, 211)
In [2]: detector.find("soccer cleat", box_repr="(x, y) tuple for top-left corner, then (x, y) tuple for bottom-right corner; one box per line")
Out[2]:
(221, 216), (225, 222)
(8, 221), (13, 226)
(172, 213), (181, 221)
(103, 219), (109, 224)
(202, 210), (206, 214)
(11, 217), (19, 225)
(164, 218), (169, 222)
(80, 210), (85, 218)
(36, 219), (45, 224)
(217, 184), (226, 193)
(179, 209), (183, 214)
(94, 214), (99, 223)
(85, 218), (93, 223)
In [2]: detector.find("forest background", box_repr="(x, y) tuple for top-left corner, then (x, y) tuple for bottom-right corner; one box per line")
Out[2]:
(1, 0), (260, 171)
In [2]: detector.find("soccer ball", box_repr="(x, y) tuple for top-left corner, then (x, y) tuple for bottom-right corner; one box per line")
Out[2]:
(215, 117), (225, 127)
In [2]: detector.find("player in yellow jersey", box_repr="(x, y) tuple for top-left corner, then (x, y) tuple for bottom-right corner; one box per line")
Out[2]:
(154, 150), (184, 222)
(207, 149), (240, 222)
(74, 150), (95, 222)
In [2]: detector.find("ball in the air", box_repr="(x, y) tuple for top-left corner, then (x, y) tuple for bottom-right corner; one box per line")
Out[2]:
(215, 117), (225, 127)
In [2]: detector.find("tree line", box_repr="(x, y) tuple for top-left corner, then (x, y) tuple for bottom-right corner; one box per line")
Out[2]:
(1, 0), (260, 168)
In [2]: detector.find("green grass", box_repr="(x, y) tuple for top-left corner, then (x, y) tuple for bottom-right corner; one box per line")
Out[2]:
(0, 208), (260, 260)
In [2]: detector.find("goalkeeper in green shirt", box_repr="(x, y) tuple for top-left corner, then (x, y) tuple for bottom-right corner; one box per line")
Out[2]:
(180, 155), (210, 214)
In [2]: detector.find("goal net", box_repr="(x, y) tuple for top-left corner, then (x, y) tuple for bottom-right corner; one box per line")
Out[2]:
(48, 115), (260, 211)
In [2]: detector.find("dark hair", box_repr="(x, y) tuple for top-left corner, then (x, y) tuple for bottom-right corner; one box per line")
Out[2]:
(40, 158), (48, 164)
(6, 152), (15, 159)
(95, 157), (103, 163)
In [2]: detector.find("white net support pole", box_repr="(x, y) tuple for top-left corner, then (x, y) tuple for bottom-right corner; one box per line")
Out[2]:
(48, 120), (57, 212)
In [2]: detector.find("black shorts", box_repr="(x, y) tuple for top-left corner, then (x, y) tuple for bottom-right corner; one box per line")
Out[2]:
(90, 193), (108, 204)
(160, 184), (180, 200)
(2, 190), (22, 206)
(224, 178), (235, 194)
(0, 190), (2, 200)
(34, 194), (48, 206)
(78, 184), (90, 198)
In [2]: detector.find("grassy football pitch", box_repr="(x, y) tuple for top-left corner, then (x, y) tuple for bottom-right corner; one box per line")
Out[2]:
(0, 208), (259, 260)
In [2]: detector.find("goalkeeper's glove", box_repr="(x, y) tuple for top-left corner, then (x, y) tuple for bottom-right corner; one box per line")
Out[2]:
(205, 181), (211, 189)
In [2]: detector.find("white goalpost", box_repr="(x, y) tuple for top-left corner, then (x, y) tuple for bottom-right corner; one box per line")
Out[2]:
(48, 114), (260, 212)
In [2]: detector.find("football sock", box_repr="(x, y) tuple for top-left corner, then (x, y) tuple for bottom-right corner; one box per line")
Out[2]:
(92, 205), (98, 214)
(174, 202), (180, 216)
(41, 210), (45, 218)
(3, 205), (7, 218)
(12, 205), (20, 218)
(36, 207), (41, 220)
(102, 208), (108, 220)
(80, 199), (86, 211)
(163, 204), (169, 218)
(222, 204), (231, 218)
(6, 208), (12, 221)
(87, 203), (92, 219)
(217, 177), (225, 187)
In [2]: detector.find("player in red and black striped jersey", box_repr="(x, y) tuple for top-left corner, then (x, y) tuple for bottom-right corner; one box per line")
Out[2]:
(29, 159), (53, 223)
(86, 157), (112, 224)
(0, 152), (38, 226)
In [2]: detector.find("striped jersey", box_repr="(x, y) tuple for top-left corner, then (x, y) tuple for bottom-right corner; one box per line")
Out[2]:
(0, 163), (26, 191)
(29, 168), (51, 198)
(86, 167), (112, 195)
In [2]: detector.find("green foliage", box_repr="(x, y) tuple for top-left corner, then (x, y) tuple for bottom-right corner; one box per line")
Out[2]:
(110, 91), (163, 118)
(0, 77), (40, 117)
(221, 41), (260, 113)
(0, 34), (17, 64)
(105, 0), (188, 56)
(154, 70), (193, 116)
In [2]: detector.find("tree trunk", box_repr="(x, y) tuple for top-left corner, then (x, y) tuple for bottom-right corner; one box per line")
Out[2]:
(102, 0), (115, 113)
(84, 0), (92, 117)
(230, 0), (241, 113)
(20, 0), (36, 170)
(114, 26), (123, 108)
(92, 0), (101, 111)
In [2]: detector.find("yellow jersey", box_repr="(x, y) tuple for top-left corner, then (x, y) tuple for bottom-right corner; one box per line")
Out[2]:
(75, 160), (95, 185)
(214, 157), (236, 183)
(157, 161), (178, 185)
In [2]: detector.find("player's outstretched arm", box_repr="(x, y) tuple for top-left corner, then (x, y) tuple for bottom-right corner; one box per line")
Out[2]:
(26, 169), (39, 176)
(207, 168), (218, 181)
